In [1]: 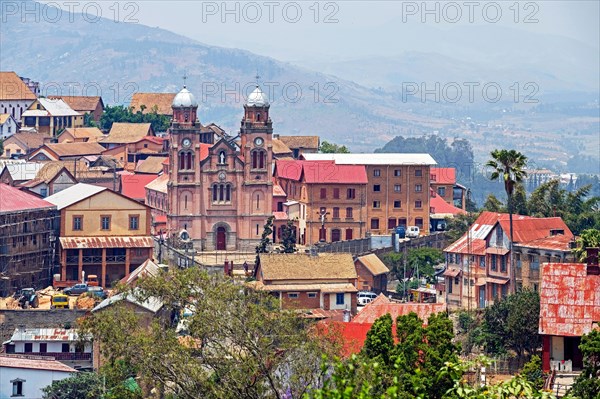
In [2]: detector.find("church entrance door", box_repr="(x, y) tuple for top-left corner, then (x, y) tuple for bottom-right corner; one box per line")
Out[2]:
(216, 227), (226, 250)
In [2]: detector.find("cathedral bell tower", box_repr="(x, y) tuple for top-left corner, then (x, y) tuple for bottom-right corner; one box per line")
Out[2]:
(241, 85), (273, 175)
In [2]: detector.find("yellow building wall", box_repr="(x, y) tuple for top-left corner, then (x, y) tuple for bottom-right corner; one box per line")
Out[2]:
(61, 190), (150, 237)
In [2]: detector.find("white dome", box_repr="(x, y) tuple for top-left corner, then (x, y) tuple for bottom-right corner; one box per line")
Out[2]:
(246, 86), (269, 106)
(172, 86), (198, 107)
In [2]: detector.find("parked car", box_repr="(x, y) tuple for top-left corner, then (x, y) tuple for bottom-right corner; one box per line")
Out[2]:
(63, 283), (88, 296)
(87, 286), (106, 300)
(395, 226), (406, 239)
(51, 294), (69, 309)
(406, 226), (420, 238)
(357, 291), (378, 306)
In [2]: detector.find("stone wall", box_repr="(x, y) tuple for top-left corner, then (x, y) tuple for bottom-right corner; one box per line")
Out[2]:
(0, 309), (87, 347)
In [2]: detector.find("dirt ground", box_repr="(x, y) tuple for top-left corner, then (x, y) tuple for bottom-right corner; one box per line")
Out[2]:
(0, 286), (92, 310)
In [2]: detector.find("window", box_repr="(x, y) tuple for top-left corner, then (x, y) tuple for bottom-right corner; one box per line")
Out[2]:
(415, 184), (422, 192)
(415, 200), (422, 208)
(398, 217), (407, 227)
(415, 217), (423, 228)
(393, 200), (401, 208)
(345, 228), (353, 240)
(415, 169), (422, 177)
(332, 207), (340, 218)
(394, 169), (401, 177)
(129, 215), (139, 230)
(492, 284), (498, 299)
(331, 229), (341, 242)
(491, 255), (497, 271)
(24, 343), (33, 352)
(345, 207), (353, 218)
(388, 218), (396, 229)
(333, 188), (340, 199)
(251, 150), (266, 169)
(370, 218), (379, 229)
(448, 280), (453, 294)
(72, 216), (82, 231)
(480, 256), (485, 268)
(394, 184), (401, 192)
(101, 216), (111, 230)
(373, 169), (381, 177)
(288, 293), (299, 299)
(212, 184), (232, 203)
(336, 293), (345, 305)
(308, 292), (317, 298)
(320, 188), (327, 199)
(346, 188), (356, 199)
(12, 379), (24, 397)
(438, 187), (446, 196)
(372, 201), (381, 208)
(277, 202), (284, 212)
(39, 343), (47, 353)
(178, 151), (193, 171)
(373, 184), (381, 192)
(40, 188), (47, 197)
(431, 174), (437, 182)
(454, 277), (460, 285)
(62, 343), (70, 353)
(500, 255), (506, 272)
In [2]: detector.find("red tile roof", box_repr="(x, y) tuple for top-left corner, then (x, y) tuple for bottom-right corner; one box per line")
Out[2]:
(273, 211), (289, 220)
(352, 294), (446, 324)
(121, 173), (161, 201)
(0, 355), (77, 373)
(275, 160), (368, 184)
(431, 167), (456, 184)
(539, 262), (600, 337)
(273, 184), (286, 197)
(0, 72), (37, 100)
(430, 190), (466, 216)
(0, 183), (55, 213)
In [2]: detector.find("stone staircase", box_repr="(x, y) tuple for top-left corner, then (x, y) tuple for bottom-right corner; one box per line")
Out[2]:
(550, 372), (579, 397)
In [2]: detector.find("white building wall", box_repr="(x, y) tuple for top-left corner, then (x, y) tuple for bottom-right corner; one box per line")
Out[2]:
(329, 292), (352, 310)
(0, 367), (73, 399)
(0, 117), (18, 139)
(13, 341), (92, 353)
(0, 100), (35, 123)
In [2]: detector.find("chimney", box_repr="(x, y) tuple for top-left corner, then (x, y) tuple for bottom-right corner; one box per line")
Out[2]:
(587, 247), (600, 276)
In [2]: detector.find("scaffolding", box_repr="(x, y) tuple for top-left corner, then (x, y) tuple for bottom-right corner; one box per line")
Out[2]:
(0, 208), (59, 297)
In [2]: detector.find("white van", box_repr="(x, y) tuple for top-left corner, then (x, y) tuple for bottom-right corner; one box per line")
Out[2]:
(357, 291), (378, 306)
(406, 226), (420, 238)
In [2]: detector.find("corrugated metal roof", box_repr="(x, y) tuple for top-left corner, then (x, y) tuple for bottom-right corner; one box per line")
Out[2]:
(275, 160), (368, 184)
(0, 355), (77, 373)
(250, 281), (358, 293)
(45, 183), (106, 210)
(23, 98), (81, 117)
(2, 162), (44, 181)
(121, 259), (160, 286)
(92, 290), (163, 314)
(0, 183), (56, 213)
(430, 191), (466, 216)
(356, 254), (389, 276)
(7, 328), (79, 342)
(121, 173), (160, 201)
(59, 236), (154, 249)
(302, 153), (437, 166)
(498, 217), (573, 244)
(539, 262), (600, 337)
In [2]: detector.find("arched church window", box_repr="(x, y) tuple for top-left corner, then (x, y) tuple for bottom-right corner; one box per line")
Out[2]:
(179, 151), (194, 171)
(251, 150), (266, 169)
(212, 183), (232, 203)
(256, 112), (261, 121)
(184, 195), (188, 210)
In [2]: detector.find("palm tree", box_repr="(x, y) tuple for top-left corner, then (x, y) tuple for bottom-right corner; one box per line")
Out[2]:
(486, 149), (528, 293)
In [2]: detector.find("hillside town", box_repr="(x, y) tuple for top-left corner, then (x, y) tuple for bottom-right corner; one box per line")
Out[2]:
(0, 70), (599, 399)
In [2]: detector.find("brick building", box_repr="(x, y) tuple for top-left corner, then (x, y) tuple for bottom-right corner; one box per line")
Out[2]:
(354, 253), (389, 293)
(443, 211), (573, 310)
(539, 261), (600, 372)
(430, 167), (466, 210)
(251, 253), (358, 314)
(0, 184), (58, 296)
(302, 153), (436, 235)
(274, 159), (368, 244)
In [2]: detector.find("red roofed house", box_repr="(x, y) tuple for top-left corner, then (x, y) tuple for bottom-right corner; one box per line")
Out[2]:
(430, 167), (466, 210)
(539, 260), (600, 372)
(429, 188), (466, 232)
(0, 183), (57, 296)
(44, 183), (153, 288)
(330, 294), (446, 355)
(120, 173), (162, 203)
(274, 159), (368, 244)
(443, 211), (574, 310)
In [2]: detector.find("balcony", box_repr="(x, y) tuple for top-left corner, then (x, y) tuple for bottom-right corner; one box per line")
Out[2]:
(18, 352), (92, 361)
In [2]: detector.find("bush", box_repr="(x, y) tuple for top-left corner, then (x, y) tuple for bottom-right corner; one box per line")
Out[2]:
(520, 355), (544, 390)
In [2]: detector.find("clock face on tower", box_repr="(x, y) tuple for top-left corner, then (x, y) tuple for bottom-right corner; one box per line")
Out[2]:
(254, 137), (264, 146)
(182, 138), (192, 148)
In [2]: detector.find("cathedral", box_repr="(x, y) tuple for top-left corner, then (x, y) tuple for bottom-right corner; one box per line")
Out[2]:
(166, 83), (273, 251)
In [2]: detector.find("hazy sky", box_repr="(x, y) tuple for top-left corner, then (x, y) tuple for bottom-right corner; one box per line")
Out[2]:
(129, 1), (599, 62)
(39, 1), (599, 64)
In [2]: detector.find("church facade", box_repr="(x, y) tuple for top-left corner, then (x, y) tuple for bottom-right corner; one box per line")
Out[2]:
(166, 84), (273, 251)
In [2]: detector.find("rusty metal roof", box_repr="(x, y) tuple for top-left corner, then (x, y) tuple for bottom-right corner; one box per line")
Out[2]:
(59, 236), (154, 249)
(356, 254), (389, 276)
(0, 183), (56, 213)
(0, 355), (77, 373)
(352, 295), (446, 324)
(539, 262), (600, 337)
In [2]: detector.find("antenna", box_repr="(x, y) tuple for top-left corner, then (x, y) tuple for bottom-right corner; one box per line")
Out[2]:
(255, 71), (260, 87)
(183, 70), (188, 88)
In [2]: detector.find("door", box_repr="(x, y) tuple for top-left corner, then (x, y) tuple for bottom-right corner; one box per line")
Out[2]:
(216, 227), (226, 250)
(478, 286), (486, 308)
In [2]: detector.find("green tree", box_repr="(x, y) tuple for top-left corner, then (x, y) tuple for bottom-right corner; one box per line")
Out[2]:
(362, 313), (394, 365)
(520, 355), (545, 390)
(512, 183), (528, 216)
(83, 113), (98, 127)
(406, 247), (444, 283)
(99, 105), (170, 133)
(42, 372), (104, 399)
(255, 216), (274, 265)
(80, 267), (334, 399)
(445, 212), (480, 243)
(0, 137), (4, 157)
(320, 140), (350, 153)
(573, 229), (600, 262)
(481, 290), (540, 359)
(280, 219), (297, 253)
(487, 149), (528, 293)
(570, 329), (600, 399)
(482, 194), (505, 212)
